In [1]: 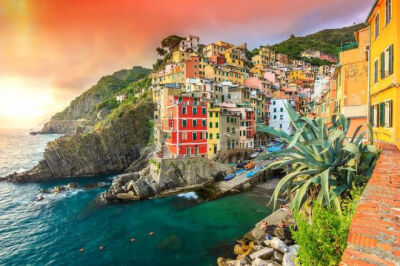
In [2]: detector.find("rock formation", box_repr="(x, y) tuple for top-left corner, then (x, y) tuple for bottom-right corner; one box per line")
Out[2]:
(2, 101), (155, 182)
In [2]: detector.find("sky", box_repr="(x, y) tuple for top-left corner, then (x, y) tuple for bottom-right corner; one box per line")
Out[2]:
(0, 0), (375, 128)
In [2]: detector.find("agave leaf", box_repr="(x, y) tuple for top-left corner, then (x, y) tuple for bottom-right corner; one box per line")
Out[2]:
(320, 168), (331, 207)
(292, 176), (319, 210)
(350, 125), (364, 143)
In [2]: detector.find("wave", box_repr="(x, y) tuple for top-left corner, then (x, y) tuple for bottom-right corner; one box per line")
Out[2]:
(177, 192), (198, 200)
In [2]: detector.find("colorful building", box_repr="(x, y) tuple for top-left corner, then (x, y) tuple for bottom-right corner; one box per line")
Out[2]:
(335, 27), (369, 137)
(164, 95), (208, 157)
(367, 0), (399, 148)
(179, 35), (200, 52)
(252, 46), (276, 69)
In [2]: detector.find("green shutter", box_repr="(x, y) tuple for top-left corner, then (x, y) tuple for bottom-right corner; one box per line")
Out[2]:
(389, 45), (394, 75)
(369, 105), (374, 125)
(380, 102), (385, 127)
(381, 52), (385, 79)
(389, 100), (393, 127)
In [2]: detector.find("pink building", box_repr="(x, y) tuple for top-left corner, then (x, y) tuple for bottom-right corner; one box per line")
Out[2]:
(320, 53), (338, 63)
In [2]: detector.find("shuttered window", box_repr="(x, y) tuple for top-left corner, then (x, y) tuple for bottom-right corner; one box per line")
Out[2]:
(381, 52), (385, 79)
(370, 105), (374, 125)
(374, 59), (379, 83)
(385, 100), (393, 128)
(379, 102), (385, 127)
(389, 45), (394, 75)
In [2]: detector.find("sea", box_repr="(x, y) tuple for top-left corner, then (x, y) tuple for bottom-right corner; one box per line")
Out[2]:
(0, 128), (272, 266)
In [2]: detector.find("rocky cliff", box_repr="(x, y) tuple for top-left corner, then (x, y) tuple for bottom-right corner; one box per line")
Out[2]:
(2, 101), (155, 182)
(101, 157), (233, 202)
(40, 66), (150, 134)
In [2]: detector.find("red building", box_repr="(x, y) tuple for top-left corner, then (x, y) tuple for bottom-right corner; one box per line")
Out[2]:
(185, 56), (201, 79)
(208, 53), (226, 65)
(164, 94), (208, 157)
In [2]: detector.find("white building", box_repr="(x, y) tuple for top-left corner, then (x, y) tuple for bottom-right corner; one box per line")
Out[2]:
(179, 35), (199, 52)
(269, 99), (294, 134)
(116, 94), (127, 102)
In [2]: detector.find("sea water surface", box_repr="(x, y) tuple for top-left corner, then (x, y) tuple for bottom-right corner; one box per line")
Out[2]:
(0, 128), (272, 266)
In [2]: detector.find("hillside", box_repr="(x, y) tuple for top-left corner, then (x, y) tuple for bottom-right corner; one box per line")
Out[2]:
(52, 66), (150, 121)
(271, 23), (366, 60)
(40, 66), (151, 133)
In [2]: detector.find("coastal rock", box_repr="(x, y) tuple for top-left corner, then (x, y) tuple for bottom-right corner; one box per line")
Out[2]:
(249, 247), (274, 260)
(270, 237), (288, 253)
(282, 245), (298, 266)
(252, 258), (280, 266)
(102, 157), (232, 202)
(273, 250), (284, 263)
(40, 120), (87, 134)
(1, 102), (155, 183)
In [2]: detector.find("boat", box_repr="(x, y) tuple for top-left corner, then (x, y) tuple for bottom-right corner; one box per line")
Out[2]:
(245, 161), (255, 170)
(246, 166), (264, 178)
(250, 152), (259, 159)
(224, 173), (236, 181)
(236, 161), (249, 168)
(235, 169), (246, 175)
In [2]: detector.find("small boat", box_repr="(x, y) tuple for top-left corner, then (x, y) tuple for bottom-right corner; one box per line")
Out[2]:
(250, 152), (259, 159)
(245, 161), (255, 170)
(236, 161), (249, 168)
(235, 169), (246, 175)
(224, 173), (236, 181)
(246, 166), (264, 178)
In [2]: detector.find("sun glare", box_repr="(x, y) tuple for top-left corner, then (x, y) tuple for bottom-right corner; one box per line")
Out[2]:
(0, 77), (54, 119)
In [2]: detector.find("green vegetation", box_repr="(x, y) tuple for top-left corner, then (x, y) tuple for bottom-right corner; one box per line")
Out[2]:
(271, 23), (365, 62)
(292, 187), (363, 266)
(52, 66), (151, 121)
(153, 35), (184, 71)
(257, 103), (379, 213)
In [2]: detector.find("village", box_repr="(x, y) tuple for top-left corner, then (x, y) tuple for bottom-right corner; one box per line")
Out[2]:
(147, 31), (371, 162)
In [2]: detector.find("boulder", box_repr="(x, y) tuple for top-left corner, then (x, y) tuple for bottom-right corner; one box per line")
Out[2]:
(270, 237), (288, 253)
(273, 250), (283, 263)
(252, 258), (280, 266)
(115, 191), (140, 201)
(66, 182), (79, 189)
(282, 245), (298, 266)
(249, 247), (274, 260)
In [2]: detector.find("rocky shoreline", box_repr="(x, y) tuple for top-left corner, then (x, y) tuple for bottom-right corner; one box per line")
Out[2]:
(217, 208), (298, 266)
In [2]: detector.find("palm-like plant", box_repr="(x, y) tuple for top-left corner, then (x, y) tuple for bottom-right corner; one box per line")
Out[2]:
(257, 104), (379, 213)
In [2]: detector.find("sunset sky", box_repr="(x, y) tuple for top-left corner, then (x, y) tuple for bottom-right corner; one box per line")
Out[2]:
(1, 0), (374, 128)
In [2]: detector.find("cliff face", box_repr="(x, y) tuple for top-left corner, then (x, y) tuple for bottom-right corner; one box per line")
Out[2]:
(40, 66), (150, 134)
(3, 101), (156, 182)
(101, 157), (233, 202)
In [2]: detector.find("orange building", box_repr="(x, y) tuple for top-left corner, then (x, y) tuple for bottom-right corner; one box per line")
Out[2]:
(335, 27), (369, 137)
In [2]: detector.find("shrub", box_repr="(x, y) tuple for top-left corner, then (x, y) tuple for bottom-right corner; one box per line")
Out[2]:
(291, 187), (363, 266)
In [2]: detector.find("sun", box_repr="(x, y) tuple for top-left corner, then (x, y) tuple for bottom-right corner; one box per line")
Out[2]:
(0, 77), (54, 119)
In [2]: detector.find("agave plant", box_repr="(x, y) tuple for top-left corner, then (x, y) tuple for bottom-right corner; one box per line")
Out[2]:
(257, 104), (379, 213)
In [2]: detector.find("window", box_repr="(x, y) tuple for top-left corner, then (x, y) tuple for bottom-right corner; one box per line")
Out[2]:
(385, 100), (393, 127)
(273, 115), (277, 119)
(375, 13), (380, 39)
(209, 122), (212, 128)
(373, 104), (379, 127)
(273, 101), (276, 105)
(178, 97), (182, 102)
(209, 133), (213, 139)
(280, 108), (283, 112)
(203, 132), (207, 139)
(183, 132), (187, 140)
(193, 132), (197, 140)
(386, 0), (392, 25)
(216, 133), (220, 139)
(280, 115), (284, 120)
(193, 120), (197, 127)
(193, 107), (197, 115)
(374, 59), (379, 83)
(216, 112), (219, 117)
(215, 122), (219, 128)
(227, 117), (230, 123)
(273, 108), (277, 112)
(202, 108), (206, 115)
(380, 102), (385, 127)
(381, 45), (394, 78)
(280, 124), (282, 129)
(202, 120), (206, 127)
(209, 112), (213, 117)
(182, 107), (187, 115)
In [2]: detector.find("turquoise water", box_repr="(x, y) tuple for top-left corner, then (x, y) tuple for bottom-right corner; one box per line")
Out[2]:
(0, 129), (272, 266)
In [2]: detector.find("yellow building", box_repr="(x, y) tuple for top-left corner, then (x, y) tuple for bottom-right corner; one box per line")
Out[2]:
(172, 50), (191, 63)
(204, 41), (233, 57)
(367, 0), (399, 148)
(250, 66), (264, 77)
(289, 69), (314, 82)
(252, 46), (276, 69)
(335, 27), (369, 137)
(207, 102), (221, 159)
(204, 65), (245, 85)
(221, 47), (244, 67)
